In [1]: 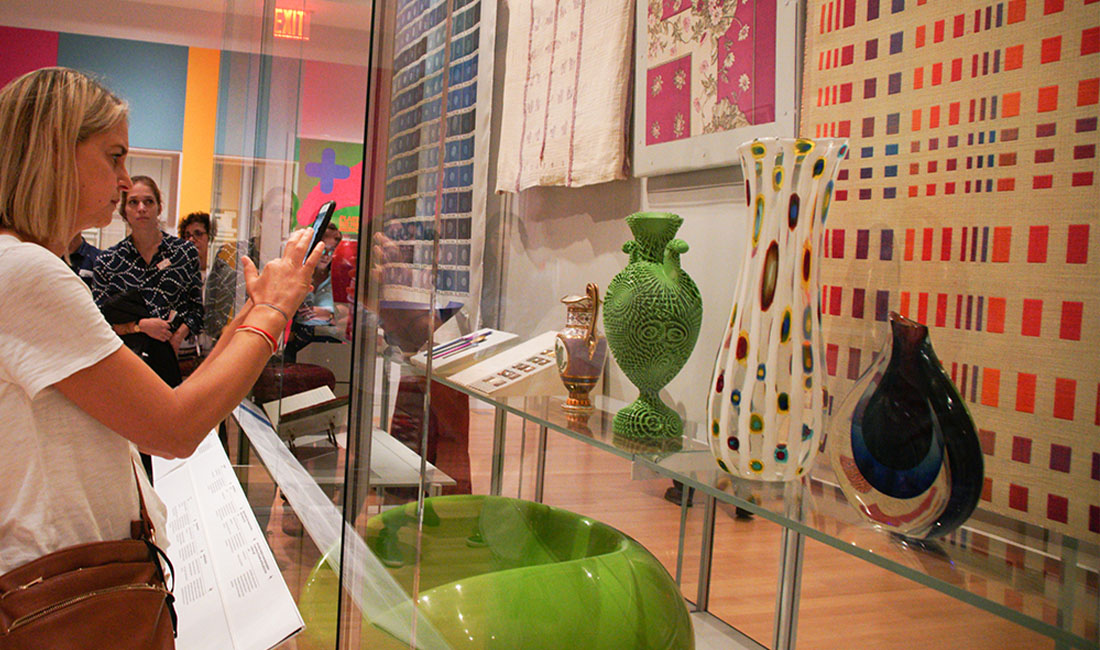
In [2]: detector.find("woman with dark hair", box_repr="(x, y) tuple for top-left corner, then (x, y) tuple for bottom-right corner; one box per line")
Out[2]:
(178, 210), (213, 275)
(0, 67), (322, 579)
(177, 211), (215, 364)
(93, 175), (202, 387)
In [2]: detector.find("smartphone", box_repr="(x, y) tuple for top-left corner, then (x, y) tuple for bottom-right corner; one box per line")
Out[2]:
(304, 200), (337, 263)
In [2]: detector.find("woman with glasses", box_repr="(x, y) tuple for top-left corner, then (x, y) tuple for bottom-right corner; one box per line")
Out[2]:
(178, 211), (213, 278)
(178, 211), (216, 367)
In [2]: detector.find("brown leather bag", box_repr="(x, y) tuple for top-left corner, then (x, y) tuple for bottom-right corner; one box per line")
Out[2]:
(0, 469), (176, 649)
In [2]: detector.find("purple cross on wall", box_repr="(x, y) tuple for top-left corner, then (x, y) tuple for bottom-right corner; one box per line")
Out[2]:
(305, 147), (351, 193)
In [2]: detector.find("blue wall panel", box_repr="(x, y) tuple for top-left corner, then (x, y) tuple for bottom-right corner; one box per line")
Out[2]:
(216, 51), (259, 158)
(57, 34), (188, 151)
(215, 51), (301, 161)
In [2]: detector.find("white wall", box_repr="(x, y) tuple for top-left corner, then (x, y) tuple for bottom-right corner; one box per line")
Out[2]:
(493, 170), (749, 441)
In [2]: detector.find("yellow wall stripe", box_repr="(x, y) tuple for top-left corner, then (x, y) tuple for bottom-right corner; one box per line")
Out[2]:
(179, 47), (220, 221)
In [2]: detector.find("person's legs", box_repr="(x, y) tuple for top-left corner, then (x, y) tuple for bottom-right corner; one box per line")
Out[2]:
(427, 381), (471, 495)
(282, 323), (310, 363)
(284, 322), (342, 363)
(389, 376), (472, 497)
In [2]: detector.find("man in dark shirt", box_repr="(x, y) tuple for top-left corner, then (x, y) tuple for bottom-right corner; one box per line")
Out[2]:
(66, 233), (100, 287)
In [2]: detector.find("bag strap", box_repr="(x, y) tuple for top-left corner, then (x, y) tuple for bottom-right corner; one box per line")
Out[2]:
(128, 458), (179, 637)
(129, 459), (157, 543)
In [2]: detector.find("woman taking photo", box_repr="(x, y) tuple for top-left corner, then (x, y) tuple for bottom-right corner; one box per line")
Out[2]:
(93, 175), (202, 386)
(0, 65), (321, 609)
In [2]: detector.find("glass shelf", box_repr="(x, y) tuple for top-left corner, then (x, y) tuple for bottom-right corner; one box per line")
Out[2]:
(648, 454), (1098, 649)
(426, 371), (1100, 649)
(432, 374), (708, 462)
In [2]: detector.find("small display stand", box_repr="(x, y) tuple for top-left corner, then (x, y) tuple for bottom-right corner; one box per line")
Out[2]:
(449, 331), (572, 398)
(409, 327), (519, 373)
(262, 386), (347, 451)
(261, 389), (456, 500)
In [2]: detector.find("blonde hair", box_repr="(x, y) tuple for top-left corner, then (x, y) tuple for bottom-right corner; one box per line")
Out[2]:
(0, 67), (128, 249)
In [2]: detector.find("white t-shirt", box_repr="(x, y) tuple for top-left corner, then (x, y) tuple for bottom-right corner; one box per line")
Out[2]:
(0, 234), (164, 573)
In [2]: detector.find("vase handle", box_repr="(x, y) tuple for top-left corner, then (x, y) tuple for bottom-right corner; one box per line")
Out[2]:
(663, 239), (689, 280)
(584, 283), (600, 352)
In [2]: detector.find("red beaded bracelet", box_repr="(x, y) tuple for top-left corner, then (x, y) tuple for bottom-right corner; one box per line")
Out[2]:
(237, 324), (278, 355)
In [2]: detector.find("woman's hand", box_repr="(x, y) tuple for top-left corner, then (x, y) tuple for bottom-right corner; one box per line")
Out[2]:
(169, 324), (190, 355)
(240, 227), (325, 318)
(138, 317), (172, 341)
(57, 228), (326, 460)
(307, 307), (333, 322)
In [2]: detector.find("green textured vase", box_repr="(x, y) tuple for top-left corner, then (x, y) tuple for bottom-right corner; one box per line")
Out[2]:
(603, 212), (702, 443)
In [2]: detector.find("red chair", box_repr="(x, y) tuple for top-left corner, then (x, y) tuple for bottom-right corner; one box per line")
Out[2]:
(251, 360), (336, 405)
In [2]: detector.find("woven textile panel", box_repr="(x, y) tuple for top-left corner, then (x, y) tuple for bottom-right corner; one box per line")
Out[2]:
(381, 0), (493, 311)
(495, 0), (634, 190)
(802, 0), (1099, 541)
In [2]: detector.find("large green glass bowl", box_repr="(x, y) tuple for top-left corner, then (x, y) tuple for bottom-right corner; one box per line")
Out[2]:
(299, 495), (694, 649)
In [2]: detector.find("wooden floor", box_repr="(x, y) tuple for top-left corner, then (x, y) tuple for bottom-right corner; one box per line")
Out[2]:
(243, 404), (1058, 650)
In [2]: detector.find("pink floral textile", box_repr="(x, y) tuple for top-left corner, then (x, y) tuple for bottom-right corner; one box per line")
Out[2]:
(647, 56), (693, 144)
(645, 0), (777, 146)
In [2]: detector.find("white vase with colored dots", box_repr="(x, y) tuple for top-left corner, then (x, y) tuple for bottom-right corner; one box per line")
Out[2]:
(707, 137), (848, 481)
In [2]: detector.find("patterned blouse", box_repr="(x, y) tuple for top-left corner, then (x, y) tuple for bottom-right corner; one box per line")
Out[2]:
(92, 233), (203, 336)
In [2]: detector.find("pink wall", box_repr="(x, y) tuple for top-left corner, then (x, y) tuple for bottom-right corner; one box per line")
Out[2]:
(0, 27), (366, 146)
(299, 59), (368, 143)
(0, 26), (59, 88)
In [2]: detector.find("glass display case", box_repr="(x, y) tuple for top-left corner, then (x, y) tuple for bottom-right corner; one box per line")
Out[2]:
(49, 0), (1089, 648)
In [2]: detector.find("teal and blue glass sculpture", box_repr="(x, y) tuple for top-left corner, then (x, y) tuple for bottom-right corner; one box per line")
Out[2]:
(828, 312), (984, 539)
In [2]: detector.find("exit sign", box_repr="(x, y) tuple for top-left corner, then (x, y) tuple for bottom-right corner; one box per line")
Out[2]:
(274, 7), (310, 40)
